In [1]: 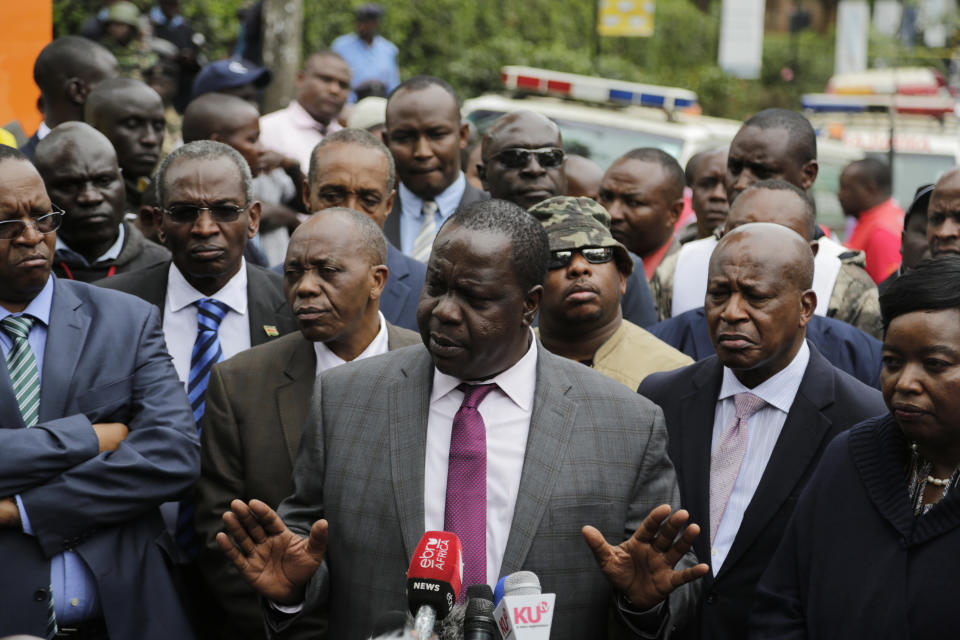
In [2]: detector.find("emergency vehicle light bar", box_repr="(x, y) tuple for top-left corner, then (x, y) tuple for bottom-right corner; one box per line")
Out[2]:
(801, 92), (955, 117)
(501, 66), (698, 112)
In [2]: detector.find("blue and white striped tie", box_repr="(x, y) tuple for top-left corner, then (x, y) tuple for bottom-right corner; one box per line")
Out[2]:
(186, 298), (230, 425)
(177, 298), (229, 556)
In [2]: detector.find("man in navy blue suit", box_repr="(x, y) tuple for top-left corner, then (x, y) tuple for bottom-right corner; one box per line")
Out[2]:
(0, 146), (199, 638)
(303, 127), (425, 331)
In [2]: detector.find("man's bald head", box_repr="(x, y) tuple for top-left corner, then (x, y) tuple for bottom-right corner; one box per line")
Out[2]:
(34, 121), (118, 174)
(725, 179), (817, 241)
(294, 207), (387, 266)
(713, 222), (814, 291)
(707, 222), (816, 386)
(481, 110), (561, 159)
(182, 92), (260, 143)
(84, 78), (162, 125)
(85, 78), (166, 180)
(32, 36), (119, 126)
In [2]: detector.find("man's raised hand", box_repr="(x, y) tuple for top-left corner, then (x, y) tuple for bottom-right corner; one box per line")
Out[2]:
(582, 504), (709, 611)
(217, 499), (328, 605)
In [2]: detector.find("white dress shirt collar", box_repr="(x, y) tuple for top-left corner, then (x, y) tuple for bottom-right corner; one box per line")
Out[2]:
(431, 330), (538, 412)
(718, 340), (810, 414)
(36, 121), (51, 140)
(167, 257), (248, 315)
(313, 312), (390, 375)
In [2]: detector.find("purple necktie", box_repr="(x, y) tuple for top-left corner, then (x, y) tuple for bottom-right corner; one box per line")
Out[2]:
(445, 382), (497, 598)
(709, 392), (766, 544)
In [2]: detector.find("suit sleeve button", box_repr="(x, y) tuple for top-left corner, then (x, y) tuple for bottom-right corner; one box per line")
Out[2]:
(34, 588), (48, 601)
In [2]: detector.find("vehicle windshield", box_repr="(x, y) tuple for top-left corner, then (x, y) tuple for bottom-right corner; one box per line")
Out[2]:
(466, 109), (685, 169)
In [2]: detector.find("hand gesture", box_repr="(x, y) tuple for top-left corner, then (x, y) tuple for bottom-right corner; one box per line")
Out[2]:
(582, 504), (709, 611)
(217, 499), (328, 605)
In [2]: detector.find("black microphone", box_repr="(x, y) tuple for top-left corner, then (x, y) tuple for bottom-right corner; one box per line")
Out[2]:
(463, 584), (498, 640)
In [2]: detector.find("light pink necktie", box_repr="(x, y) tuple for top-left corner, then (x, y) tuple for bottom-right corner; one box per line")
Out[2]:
(444, 383), (497, 600)
(709, 392), (766, 544)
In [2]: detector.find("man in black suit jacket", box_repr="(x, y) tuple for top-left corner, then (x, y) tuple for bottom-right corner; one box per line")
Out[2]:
(638, 223), (886, 640)
(382, 76), (489, 259)
(303, 128), (427, 331)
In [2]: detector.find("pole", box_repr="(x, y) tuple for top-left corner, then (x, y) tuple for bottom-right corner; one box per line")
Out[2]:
(261, 0), (304, 114)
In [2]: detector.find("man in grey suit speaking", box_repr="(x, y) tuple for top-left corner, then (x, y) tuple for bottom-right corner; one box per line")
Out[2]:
(219, 199), (707, 639)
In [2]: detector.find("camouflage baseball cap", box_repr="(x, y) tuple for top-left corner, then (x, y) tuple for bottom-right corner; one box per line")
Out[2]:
(528, 196), (633, 276)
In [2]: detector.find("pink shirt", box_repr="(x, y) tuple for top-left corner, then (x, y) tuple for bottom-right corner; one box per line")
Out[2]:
(845, 198), (904, 284)
(259, 100), (343, 174)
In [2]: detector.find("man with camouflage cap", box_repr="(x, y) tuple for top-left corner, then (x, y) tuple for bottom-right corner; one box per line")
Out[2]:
(532, 196), (692, 389)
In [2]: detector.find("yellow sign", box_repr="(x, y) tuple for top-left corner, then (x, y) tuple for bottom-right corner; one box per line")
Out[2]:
(597, 0), (655, 37)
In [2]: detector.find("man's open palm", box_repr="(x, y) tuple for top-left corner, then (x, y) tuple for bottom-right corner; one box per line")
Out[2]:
(583, 504), (709, 611)
(217, 499), (328, 605)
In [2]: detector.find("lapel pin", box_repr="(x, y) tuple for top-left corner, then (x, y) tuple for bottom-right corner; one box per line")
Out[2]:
(263, 325), (279, 337)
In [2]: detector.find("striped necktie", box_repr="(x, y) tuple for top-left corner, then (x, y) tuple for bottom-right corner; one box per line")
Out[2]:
(1, 315), (40, 427)
(187, 298), (230, 425)
(177, 298), (229, 556)
(412, 200), (438, 262)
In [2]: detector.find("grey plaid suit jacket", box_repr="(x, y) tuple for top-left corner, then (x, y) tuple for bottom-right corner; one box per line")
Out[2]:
(272, 341), (690, 639)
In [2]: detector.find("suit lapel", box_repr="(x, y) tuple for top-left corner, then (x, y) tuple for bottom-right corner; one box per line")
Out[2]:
(677, 359), (723, 563)
(384, 195), (403, 248)
(40, 280), (90, 421)
(717, 348), (836, 577)
(382, 244), (411, 317)
(500, 349), (578, 575)
(246, 264), (283, 346)
(389, 349), (434, 560)
(276, 335), (317, 464)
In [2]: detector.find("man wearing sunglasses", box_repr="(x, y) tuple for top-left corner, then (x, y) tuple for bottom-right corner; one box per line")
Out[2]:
(34, 122), (170, 283)
(479, 110), (658, 329)
(0, 145), (199, 639)
(532, 196), (691, 391)
(99, 141), (297, 572)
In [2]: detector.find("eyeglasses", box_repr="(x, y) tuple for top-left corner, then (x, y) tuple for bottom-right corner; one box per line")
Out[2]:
(162, 203), (249, 224)
(548, 246), (615, 270)
(0, 207), (65, 240)
(490, 147), (565, 169)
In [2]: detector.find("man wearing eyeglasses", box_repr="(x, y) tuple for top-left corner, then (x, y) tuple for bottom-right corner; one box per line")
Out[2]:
(0, 145), (199, 639)
(382, 76), (488, 261)
(532, 196), (691, 390)
(34, 123), (170, 283)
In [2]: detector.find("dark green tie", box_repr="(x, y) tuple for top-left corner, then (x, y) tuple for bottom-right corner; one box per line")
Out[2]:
(1, 315), (40, 427)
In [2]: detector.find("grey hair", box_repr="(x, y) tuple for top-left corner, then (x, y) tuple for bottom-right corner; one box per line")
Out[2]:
(155, 140), (254, 206)
(309, 127), (396, 192)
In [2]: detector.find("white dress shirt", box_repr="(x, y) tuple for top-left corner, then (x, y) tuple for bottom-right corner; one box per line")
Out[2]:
(424, 332), (537, 585)
(313, 312), (390, 375)
(259, 100), (343, 175)
(709, 341), (810, 574)
(162, 259), (251, 386)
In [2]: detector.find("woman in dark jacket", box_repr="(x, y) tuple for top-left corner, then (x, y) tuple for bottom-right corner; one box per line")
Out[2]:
(750, 255), (960, 638)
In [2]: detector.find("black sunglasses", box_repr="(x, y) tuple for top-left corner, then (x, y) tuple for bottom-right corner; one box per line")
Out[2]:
(548, 246), (615, 270)
(162, 203), (248, 224)
(491, 147), (565, 169)
(0, 206), (65, 240)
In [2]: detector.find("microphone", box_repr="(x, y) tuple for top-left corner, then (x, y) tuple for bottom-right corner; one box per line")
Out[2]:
(463, 584), (498, 640)
(407, 531), (464, 640)
(493, 571), (555, 640)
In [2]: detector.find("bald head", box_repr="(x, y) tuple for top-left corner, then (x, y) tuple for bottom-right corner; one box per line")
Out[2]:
(481, 110), (561, 159)
(564, 154), (604, 200)
(34, 121), (118, 174)
(84, 78), (166, 180)
(725, 180), (817, 240)
(294, 207), (387, 266)
(182, 92), (259, 143)
(713, 222), (814, 291)
(33, 36), (119, 127)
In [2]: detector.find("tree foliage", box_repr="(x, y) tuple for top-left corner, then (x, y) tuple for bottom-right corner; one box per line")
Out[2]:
(53, 0), (848, 120)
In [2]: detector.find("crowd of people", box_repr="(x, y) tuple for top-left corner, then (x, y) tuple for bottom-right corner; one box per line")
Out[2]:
(2, 3), (960, 639)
